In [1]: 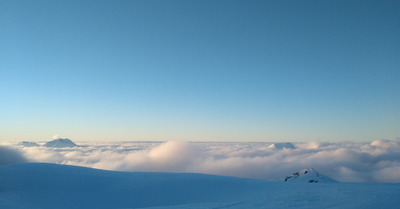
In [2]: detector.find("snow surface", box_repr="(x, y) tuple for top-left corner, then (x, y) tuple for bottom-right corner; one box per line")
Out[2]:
(1, 163), (399, 209)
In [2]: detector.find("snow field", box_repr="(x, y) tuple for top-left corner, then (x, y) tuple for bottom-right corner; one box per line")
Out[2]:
(1, 163), (399, 209)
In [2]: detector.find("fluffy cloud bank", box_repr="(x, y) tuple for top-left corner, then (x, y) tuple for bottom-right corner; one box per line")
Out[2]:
(6, 139), (400, 182)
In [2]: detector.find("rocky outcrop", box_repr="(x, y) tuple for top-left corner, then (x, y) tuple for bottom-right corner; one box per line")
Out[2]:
(284, 168), (337, 183)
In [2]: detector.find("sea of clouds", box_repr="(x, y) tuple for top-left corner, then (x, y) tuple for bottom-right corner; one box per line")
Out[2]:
(1, 139), (400, 182)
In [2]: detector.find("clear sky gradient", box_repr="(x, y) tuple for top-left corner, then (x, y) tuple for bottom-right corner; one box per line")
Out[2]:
(1, 0), (399, 142)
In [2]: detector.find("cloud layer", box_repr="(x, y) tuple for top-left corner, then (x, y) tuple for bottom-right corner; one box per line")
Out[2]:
(5, 139), (400, 182)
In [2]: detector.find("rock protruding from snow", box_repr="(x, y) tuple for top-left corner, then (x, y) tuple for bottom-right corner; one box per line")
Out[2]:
(284, 168), (337, 183)
(18, 141), (39, 147)
(268, 142), (295, 149)
(44, 138), (77, 148)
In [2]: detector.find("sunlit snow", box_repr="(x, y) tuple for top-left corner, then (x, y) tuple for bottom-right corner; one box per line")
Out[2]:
(0, 163), (399, 209)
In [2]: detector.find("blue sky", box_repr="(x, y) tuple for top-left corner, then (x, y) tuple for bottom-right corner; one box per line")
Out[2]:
(1, 0), (399, 142)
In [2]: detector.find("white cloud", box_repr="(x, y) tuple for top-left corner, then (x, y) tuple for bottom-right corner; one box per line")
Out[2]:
(370, 139), (400, 149)
(9, 139), (400, 182)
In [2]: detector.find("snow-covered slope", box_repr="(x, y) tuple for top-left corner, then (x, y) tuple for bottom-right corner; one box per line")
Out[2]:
(44, 138), (77, 147)
(284, 168), (337, 183)
(0, 147), (26, 165)
(0, 163), (399, 209)
(0, 163), (273, 209)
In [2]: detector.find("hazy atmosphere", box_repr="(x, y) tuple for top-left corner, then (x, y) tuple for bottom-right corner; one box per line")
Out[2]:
(1, 0), (399, 142)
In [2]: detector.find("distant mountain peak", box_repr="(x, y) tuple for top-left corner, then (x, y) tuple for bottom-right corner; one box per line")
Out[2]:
(284, 168), (337, 183)
(18, 141), (39, 147)
(268, 142), (295, 149)
(44, 138), (77, 148)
